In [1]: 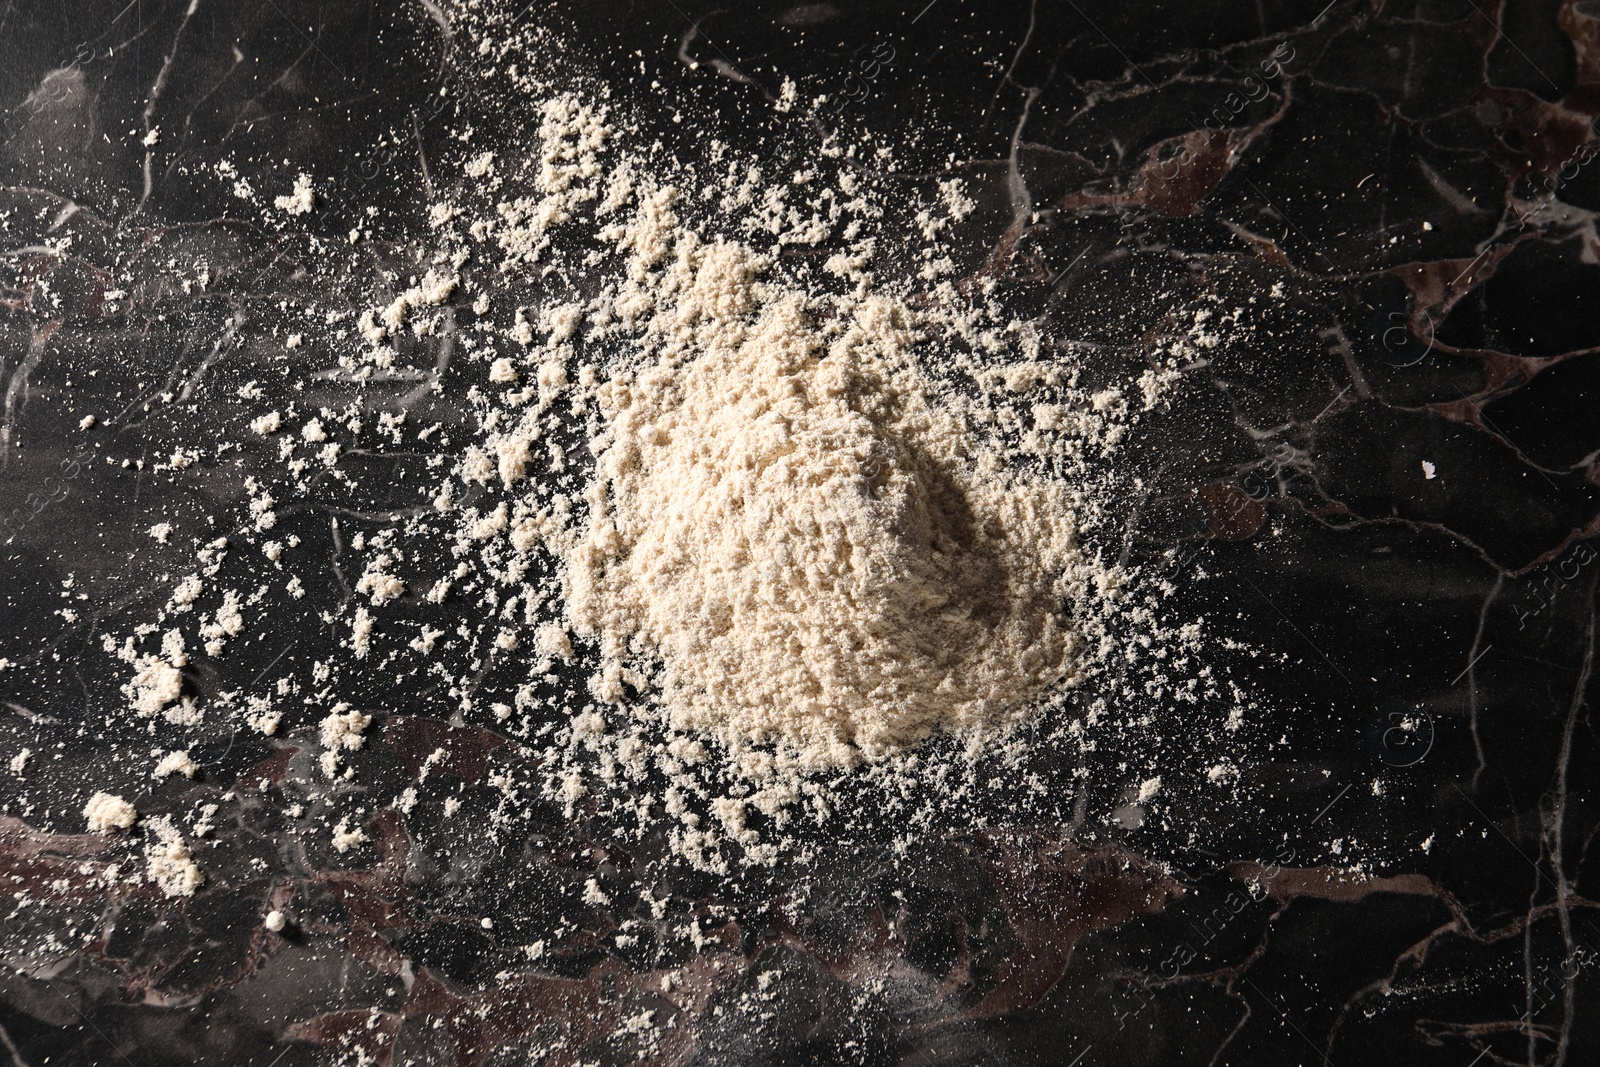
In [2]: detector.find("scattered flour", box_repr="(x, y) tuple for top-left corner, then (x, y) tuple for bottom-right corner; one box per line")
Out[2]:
(66, 3), (1247, 903)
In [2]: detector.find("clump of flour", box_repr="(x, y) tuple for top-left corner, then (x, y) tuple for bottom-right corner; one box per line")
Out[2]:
(84, 792), (137, 832)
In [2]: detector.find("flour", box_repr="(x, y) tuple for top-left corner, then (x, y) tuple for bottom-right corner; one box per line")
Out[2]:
(330, 817), (368, 853)
(199, 590), (244, 656)
(374, 47), (1180, 849)
(319, 706), (372, 778)
(84, 792), (137, 832)
(171, 576), (202, 608)
(564, 284), (1082, 768)
(66, 0), (1249, 905)
(152, 751), (199, 779)
(356, 557), (405, 603)
(144, 816), (203, 896)
(126, 655), (184, 716)
(273, 173), (315, 215)
(351, 607), (374, 658)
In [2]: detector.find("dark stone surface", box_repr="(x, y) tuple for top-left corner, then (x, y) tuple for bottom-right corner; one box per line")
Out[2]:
(2, 1), (1598, 1065)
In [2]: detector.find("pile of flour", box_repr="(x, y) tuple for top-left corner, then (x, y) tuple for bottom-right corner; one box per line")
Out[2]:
(564, 278), (1082, 768)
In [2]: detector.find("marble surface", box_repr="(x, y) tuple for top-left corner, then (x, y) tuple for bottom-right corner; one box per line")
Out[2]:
(2, 1), (1598, 1064)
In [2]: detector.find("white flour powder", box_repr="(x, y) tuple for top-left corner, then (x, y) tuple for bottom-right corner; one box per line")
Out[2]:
(565, 280), (1083, 768)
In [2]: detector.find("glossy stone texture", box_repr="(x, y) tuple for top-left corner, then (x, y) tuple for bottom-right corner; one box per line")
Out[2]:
(1, 2), (1597, 1065)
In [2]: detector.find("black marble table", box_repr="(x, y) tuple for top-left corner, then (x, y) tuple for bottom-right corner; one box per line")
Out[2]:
(2, 1), (1597, 1064)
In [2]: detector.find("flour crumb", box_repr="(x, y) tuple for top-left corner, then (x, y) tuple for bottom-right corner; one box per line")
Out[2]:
(274, 173), (316, 215)
(357, 558), (406, 604)
(351, 607), (374, 658)
(84, 792), (138, 832)
(319, 705), (372, 778)
(331, 817), (368, 853)
(153, 750), (199, 779)
(127, 656), (184, 716)
(145, 816), (204, 896)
